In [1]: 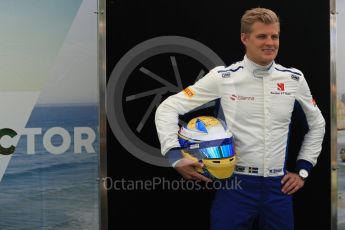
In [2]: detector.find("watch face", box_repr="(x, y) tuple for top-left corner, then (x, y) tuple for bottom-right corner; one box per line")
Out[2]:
(299, 169), (308, 179)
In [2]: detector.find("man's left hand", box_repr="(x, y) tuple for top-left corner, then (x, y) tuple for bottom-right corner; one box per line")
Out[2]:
(281, 172), (305, 195)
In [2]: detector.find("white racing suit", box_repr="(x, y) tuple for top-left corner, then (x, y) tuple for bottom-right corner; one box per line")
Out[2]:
(155, 55), (325, 229)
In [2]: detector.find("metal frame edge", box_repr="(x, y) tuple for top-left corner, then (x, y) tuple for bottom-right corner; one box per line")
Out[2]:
(98, 0), (108, 229)
(330, 0), (338, 229)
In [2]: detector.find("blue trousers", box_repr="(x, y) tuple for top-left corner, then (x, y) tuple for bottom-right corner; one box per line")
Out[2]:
(210, 174), (294, 230)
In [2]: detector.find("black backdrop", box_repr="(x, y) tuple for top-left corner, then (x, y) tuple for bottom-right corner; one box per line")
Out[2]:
(106, 0), (331, 229)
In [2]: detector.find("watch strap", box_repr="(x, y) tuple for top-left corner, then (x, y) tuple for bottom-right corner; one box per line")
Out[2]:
(295, 159), (313, 174)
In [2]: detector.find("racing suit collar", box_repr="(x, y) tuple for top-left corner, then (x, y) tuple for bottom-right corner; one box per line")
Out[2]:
(244, 55), (274, 78)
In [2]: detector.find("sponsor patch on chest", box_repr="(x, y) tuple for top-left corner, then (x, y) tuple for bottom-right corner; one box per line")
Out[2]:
(271, 83), (292, 96)
(230, 94), (255, 101)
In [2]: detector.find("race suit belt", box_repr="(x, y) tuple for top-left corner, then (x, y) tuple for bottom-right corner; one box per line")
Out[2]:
(234, 165), (284, 177)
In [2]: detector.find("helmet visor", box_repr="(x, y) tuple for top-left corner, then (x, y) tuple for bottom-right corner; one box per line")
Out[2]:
(183, 138), (235, 160)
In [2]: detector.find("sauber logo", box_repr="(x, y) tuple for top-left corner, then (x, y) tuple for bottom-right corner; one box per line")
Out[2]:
(277, 83), (285, 91)
(271, 82), (291, 96)
(230, 94), (254, 101)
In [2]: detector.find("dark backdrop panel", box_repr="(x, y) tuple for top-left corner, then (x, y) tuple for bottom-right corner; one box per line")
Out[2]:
(106, 0), (330, 229)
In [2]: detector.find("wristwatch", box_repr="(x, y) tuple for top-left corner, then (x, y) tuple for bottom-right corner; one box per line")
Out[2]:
(298, 169), (309, 180)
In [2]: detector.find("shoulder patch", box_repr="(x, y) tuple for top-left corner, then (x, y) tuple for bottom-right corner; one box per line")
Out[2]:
(183, 87), (195, 98)
(217, 66), (243, 78)
(291, 74), (300, 81)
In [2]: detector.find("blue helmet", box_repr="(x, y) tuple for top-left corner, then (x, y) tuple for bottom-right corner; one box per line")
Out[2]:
(178, 116), (236, 180)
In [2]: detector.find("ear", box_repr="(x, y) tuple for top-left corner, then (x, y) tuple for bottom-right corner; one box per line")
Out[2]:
(240, 33), (248, 45)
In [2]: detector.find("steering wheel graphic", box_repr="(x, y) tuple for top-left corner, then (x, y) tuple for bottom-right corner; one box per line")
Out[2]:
(107, 36), (225, 167)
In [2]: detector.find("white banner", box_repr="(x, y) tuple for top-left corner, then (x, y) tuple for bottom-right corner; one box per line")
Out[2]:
(0, 0), (99, 229)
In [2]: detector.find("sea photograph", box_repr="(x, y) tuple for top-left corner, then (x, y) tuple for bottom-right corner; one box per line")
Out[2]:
(0, 105), (99, 230)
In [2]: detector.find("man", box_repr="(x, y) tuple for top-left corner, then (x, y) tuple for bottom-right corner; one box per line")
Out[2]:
(155, 7), (325, 230)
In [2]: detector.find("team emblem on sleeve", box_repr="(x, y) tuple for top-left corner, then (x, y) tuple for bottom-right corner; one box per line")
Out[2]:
(183, 87), (195, 98)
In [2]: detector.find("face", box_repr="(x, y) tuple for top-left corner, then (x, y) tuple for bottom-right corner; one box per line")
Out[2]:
(241, 22), (280, 66)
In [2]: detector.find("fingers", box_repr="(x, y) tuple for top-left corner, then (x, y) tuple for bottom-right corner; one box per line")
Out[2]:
(189, 170), (212, 182)
(282, 180), (298, 195)
(281, 173), (289, 184)
(182, 164), (212, 182)
(175, 158), (212, 182)
(286, 185), (301, 195)
(281, 172), (304, 195)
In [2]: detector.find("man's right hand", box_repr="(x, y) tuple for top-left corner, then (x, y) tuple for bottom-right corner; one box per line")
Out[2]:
(174, 157), (212, 182)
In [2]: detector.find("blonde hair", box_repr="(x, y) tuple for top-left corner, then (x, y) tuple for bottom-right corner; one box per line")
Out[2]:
(241, 7), (280, 33)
